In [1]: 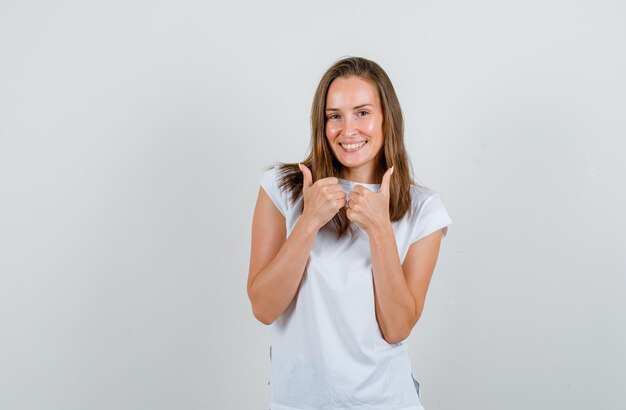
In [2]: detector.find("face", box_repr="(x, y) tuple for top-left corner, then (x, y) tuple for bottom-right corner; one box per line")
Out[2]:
(325, 76), (384, 180)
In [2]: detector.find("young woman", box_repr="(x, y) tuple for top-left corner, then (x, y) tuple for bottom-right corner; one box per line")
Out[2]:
(247, 56), (453, 410)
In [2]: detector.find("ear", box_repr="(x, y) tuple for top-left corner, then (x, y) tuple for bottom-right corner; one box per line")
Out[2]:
(379, 166), (394, 195)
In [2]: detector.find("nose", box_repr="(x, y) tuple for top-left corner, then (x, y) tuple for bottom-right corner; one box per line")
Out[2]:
(343, 116), (358, 138)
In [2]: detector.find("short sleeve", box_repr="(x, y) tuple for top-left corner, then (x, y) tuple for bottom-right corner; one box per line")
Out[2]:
(409, 193), (453, 244)
(259, 166), (288, 217)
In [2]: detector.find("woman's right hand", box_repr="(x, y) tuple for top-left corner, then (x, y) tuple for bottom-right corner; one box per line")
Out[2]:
(298, 163), (346, 231)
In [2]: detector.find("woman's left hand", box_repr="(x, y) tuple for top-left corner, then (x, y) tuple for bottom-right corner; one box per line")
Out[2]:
(347, 167), (394, 233)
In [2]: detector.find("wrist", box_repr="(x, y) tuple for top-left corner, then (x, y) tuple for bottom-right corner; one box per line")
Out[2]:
(367, 219), (394, 241)
(298, 213), (321, 235)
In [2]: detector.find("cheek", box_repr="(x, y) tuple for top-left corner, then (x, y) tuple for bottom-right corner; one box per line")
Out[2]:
(367, 119), (384, 142)
(326, 123), (340, 137)
(363, 118), (381, 134)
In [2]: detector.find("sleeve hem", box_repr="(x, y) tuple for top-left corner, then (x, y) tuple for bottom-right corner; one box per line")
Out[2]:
(259, 167), (288, 218)
(409, 209), (453, 245)
(260, 184), (287, 218)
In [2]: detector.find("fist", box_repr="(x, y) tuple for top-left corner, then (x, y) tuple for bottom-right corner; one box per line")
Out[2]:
(346, 166), (394, 233)
(299, 163), (346, 231)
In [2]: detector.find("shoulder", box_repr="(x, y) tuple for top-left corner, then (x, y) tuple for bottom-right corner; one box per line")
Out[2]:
(406, 183), (452, 226)
(259, 163), (301, 217)
(409, 184), (441, 211)
(405, 183), (453, 243)
(260, 164), (280, 185)
(260, 163), (299, 192)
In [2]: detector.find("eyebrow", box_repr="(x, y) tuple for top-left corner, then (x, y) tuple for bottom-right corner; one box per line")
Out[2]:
(325, 103), (374, 112)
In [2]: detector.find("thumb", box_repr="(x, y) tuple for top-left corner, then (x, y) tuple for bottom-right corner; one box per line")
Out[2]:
(379, 166), (394, 195)
(299, 163), (313, 191)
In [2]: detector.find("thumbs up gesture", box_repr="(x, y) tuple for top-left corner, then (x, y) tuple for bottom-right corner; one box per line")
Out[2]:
(346, 166), (394, 233)
(298, 163), (347, 232)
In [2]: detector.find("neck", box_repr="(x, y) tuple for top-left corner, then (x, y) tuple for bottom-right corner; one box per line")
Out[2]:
(339, 166), (378, 184)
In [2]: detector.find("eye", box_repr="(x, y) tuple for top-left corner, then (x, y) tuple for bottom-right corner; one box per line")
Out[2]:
(357, 110), (369, 117)
(327, 113), (339, 120)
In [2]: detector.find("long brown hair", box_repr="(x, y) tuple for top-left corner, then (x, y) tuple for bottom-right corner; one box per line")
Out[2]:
(266, 56), (424, 239)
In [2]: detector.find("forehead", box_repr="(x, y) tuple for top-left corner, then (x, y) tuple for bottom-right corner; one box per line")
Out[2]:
(325, 76), (380, 108)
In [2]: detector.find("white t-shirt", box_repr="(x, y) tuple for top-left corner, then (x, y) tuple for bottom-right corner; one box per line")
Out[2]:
(259, 165), (453, 410)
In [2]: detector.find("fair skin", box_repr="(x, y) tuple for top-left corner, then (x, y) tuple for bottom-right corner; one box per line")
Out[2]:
(247, 75), (445, 343)
(325, 76), (384, 183)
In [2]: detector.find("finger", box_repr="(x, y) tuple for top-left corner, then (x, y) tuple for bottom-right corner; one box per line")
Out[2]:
(379, 166), (394, 195)
(348, 199), (360, 210)
(323, 184), (346, 194)
(318, 185), (345, 201)
(348, 191), (361, 200)
(317, 176), (339, 186)
(299, 163), (313, 191)
(352, 185), (369, 195)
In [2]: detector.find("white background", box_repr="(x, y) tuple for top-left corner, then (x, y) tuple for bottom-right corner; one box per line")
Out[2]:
(1, 1), (624, 409)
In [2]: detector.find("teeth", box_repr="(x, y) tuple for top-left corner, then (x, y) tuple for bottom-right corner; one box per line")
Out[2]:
(341, 141), (366, 150)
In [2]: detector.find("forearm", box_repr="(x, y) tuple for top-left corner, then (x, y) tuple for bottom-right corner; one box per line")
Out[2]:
(249, 215), (319, 325)
(368, 223), (416, 343)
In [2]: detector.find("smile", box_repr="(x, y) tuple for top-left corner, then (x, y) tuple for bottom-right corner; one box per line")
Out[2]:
(340, 141), (367, 152)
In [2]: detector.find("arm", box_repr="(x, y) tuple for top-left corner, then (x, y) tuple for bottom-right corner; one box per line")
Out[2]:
(368, 224), (444, 344)
(247, 186), (319, 325)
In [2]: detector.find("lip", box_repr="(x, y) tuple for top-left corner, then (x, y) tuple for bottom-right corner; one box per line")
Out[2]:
(339, 140), (368, 152)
